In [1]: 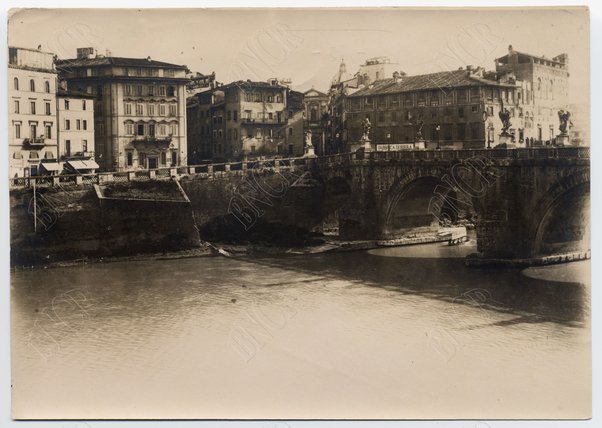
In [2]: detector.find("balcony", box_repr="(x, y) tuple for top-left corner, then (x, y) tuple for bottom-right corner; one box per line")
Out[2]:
(132, 135), (173, 149)
(22, 137), (46, 150)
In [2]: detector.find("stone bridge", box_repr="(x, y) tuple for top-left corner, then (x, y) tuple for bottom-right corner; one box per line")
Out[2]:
(307, 147), (590, 261)
(10, 147), (590, 264)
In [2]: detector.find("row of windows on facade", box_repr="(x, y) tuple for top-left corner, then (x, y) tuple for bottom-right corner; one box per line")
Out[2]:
(13, 100), (52, 115)
(63, 99), (88, 110)
(347, 87), (520, 110)
(12, 150), (55, 160)
(352, 105), (512, 123)
(124, 150), (178, 167)
(125, 123), (178, 137)
(242, 93), (284, 103)
(14, 123), (53, 140)
(353, 122), (486, 142)
(123, 84), (177, 97)
(64, 119), (89, 131)
(63, 139), (90, 156)
(13, 77), (51, 93)
(197, 126), (294, 140)
(124, 102), (178, 116)
(196, 109), (293, 122)
(73, 67), (176, 78)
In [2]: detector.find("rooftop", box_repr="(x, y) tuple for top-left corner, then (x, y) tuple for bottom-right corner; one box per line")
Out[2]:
(55, 56), (187, 70)
(349, 69), (515, 97)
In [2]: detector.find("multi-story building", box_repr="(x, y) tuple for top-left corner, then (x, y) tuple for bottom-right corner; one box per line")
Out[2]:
(345, 67), (520, 150)
(356, 56), (400, 86)
(187, 79), (304, 161)
(56, 87), (98, 173)
(495, 45), (570, 144)
(8, 46), (59, 177)
(56, 48), (189, 171)
(303, 87), (329, 155)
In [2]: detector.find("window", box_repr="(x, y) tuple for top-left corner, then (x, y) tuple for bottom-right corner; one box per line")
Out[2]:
(13, 77), (18, 90)
(65, 119), (70, 130)
(83, 120), (87, 130)
(137, 123), (145, 136)
(227, 111), (232, 121)
(82, 140), (88, 152)
(288, 127), (293, 136)
(148, 85), (154, 96)
(169, 104), (177, 116)
(45, 124), (52, 139)
(276, 95), (282, 103)
(267, 95), (274, 102)
(159, 124), (166, 135)
(136, 85), (143, 96)
(76, 120), (81, 130)
(161, 151), (166, 165)
(471, 105), (478, 113)
(14, 100), (19, 114)
(125, 123), (134, 135)
(65, 140), (71, 156)
(65, 100), (70, 110)
(148, 104), (155, 116)
(159, 104), (166, 116)
(127, 151), (133, 166)
(169, 123), (178, 136)
(15, 123), (21, 139)
(136, 104), (143, 115)
(171, 151), (177, 166)
(29, 101), (36, 115)
(30, 79), (35, 92)
(45, 81), (50, 93)
(167, 86), (175, 97)
(45, 102), (51, 115)
(124, 85), (132, 95)
(233, 110), (238, 122)
(158, 86), (166, 96)
(458, 107), (464, 118)
(149, 124), (155, 137)
(255, 93), (262, 102)
(82, 100), (86, 110)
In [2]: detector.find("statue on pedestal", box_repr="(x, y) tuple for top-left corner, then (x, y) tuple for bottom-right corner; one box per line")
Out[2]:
(498, 108), (512, 135)
(305, 129), (313, 148)
(415, 120), (425, 140)
(304, 129), (316, 158)
(361, 117), (372, 141)
(558, 110), (572, 135)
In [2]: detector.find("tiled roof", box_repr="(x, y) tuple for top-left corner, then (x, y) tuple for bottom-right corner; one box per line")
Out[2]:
(348, 69), (514, 98)
(55, 56), (187, 69)
(218, 80), (288, 91)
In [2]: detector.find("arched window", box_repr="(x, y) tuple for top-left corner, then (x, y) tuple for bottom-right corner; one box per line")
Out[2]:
(45, 81), (50, 93)
(30, 79), (35, 92)
(13, 77), (18, 90)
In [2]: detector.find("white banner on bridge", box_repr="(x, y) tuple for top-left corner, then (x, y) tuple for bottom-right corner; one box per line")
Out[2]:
(376, 143), (416, 151)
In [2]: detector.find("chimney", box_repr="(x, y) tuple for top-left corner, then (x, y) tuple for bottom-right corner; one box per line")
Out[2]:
(508, 44), (513, 52)
(147, 56), (152, 62)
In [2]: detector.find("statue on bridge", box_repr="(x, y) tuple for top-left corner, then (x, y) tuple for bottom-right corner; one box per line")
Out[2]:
(558, 110), (572, 135)
(498, 108), (512, 135)
(415, 120), (425, 140)
(305, 129), (314, 148)
(304, 129), (316, 158)
(361, 117), (372, 141)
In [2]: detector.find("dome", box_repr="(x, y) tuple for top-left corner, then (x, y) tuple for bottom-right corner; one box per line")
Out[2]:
(331, 59), (352, 86)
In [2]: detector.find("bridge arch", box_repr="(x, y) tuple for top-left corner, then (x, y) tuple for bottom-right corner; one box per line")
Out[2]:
(531, 170), (590, 257)
(382, 167), (480, 238)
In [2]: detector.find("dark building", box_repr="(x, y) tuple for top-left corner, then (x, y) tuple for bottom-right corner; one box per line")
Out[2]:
(187, 79), (305, 162)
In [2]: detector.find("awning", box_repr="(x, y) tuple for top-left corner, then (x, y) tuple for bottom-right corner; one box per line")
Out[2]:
(67, 159), (99, 170)
(39, 162), (62, 172)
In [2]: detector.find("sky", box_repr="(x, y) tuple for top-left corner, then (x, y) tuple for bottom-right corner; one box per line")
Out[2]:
(8, 7), (589, 103)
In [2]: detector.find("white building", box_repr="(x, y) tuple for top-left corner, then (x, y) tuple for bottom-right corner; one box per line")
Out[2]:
(8, 46), (59, 177)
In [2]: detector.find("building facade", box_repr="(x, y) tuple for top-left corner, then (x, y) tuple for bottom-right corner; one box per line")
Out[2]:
(187, 79), (304, 162)
(495, 45), (570, 144)
(345, 67), (520, 150)
(56, 48), (189, 171)
(8, 46), (59, 177)
(303, 88), (329, 155)
(56, 88), (98, 173)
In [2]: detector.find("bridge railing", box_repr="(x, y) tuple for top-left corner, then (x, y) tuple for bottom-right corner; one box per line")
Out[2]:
(8, 155), (312, 189)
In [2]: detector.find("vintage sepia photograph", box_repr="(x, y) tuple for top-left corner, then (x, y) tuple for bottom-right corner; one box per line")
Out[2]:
(6, 6), (591, 421)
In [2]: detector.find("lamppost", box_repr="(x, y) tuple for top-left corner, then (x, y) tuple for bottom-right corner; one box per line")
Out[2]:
(435, 124), (441, 150)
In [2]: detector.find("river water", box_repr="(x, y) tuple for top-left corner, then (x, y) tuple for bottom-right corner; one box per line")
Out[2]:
(11, 239), (591, 419)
